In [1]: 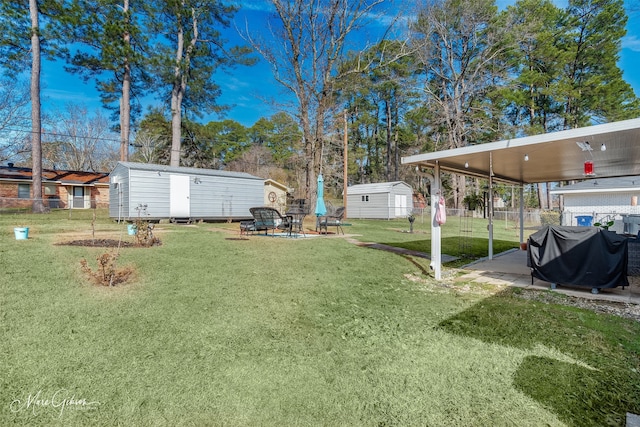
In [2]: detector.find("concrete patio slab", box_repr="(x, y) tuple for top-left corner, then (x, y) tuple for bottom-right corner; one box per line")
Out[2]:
(459, 249), (640, 305)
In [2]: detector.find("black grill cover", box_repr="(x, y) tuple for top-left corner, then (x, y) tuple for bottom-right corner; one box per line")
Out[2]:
(527, 226), (628, 289)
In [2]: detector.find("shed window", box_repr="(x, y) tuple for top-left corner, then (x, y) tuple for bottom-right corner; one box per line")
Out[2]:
(361, 195), (369, 202)
(18, 184), (30, 199)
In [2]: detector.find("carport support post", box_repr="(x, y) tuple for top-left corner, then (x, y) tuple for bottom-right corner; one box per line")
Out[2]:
(519, 186), (524, 246)
(488, 153), (494, 260)
(431, 162), (442, 280)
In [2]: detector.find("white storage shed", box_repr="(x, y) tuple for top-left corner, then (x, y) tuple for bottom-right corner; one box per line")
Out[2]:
(347, 181), (413, 219)
(109, 162), (264, 221)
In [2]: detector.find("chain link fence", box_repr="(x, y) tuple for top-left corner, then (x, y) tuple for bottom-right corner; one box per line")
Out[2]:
(410, 207), (543, 227)
(0, 198), (44, 214)
(0, 197), (103, 214)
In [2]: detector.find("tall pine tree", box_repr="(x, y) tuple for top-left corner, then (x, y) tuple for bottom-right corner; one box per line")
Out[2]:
(62, 0), (151, 162)
(560, 0), (639, 127)
(0, 0), (67, 212)
(146, 0), (253, 167)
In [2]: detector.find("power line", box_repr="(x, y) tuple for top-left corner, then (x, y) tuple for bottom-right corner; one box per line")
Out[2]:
(0, 126), (121, 144)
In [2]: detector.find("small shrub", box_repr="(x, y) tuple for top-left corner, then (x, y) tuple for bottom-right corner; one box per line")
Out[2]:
(463, 193), (484, 211)
(540, 210), (560, 226)
(80, 252), (133, 286)
(134, 220), (161, 247)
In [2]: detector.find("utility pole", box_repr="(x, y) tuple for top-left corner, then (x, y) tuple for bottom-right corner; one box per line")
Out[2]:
(343, 110), (348, 218)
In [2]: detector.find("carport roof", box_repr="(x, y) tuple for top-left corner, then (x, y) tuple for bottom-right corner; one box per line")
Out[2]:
(549, 175), (640, 194)
(401, 118), (640, 184)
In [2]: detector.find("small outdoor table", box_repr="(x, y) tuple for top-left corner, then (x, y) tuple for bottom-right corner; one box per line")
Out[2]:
(286, 209), (307, 237)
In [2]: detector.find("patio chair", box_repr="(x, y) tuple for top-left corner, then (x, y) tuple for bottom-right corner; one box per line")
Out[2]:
(239, 220), (256, 235)
(319, 206), (345, 235)
(249, 206), (293, 236)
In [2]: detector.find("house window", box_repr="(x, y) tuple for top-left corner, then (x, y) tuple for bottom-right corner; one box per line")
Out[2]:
(361, 195), (369, 202)
(44, 185), (57, 195)
(18, 184), (30, 199)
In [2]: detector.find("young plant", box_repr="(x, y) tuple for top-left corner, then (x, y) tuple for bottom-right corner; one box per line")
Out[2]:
(81, 252), (118, 286)
(134, 219), (160, 247)
(594, 219), (615, 230)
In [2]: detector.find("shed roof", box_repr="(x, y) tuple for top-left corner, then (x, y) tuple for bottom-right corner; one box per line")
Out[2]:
(347, 181), (412, 195)
(264, 179), (291, 192)
(115, 161), (263, 180)
(0, 165), (109, 185)
(550, 176), (640, 195)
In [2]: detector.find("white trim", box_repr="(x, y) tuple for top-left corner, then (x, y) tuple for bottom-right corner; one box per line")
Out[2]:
(551, 187), (640, 195)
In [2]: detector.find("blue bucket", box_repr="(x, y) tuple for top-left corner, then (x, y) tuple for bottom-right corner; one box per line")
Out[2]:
(14, 227), (29, 240)
(127, 224), (137, 235)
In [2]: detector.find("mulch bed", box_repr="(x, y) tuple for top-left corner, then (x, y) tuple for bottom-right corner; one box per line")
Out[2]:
(57, 239), (137, 248)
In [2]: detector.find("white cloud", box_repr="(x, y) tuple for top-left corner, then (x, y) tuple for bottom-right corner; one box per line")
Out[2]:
(222, 76), (252, 92)
(496, 0), (568, 10)
(44, 88), (94, 101)
(235, 0), (273, 13)
(622, 35), (640, 52)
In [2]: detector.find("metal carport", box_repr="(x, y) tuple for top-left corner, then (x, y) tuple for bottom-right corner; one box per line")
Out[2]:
(402, 117), (640, 279)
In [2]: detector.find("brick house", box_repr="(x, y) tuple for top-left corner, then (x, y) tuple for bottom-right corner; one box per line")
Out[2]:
(0, 163), (110, 209)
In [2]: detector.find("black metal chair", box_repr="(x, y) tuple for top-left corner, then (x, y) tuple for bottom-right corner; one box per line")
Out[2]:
(319, 206), (345, 235)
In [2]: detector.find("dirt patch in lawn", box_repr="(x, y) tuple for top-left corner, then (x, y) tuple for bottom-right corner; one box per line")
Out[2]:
(57, 239), (137, 248)
(54, 238), (150, 286)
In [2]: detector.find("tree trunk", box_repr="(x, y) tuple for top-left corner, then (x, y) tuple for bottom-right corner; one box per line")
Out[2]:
(170, 83), (182, 167)
(169, 6), (198, 168)
(169, 16), (186, 167)
(120, 0), (131, 162)
(536, 183), (545, 209)
(300, 105), (313, 203)
(393, 101), (400, 182)
(385, 100), (391, 181)
(453, 174), (465, 210)
(393, 125), (399, 181)
(29, 0), (45, 213)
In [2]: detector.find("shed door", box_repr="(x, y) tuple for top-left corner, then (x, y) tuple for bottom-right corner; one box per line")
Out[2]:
(170, 174), (190, 217)
(395, 194), (407, 217)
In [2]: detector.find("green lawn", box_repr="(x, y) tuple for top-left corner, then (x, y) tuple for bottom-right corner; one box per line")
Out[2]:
(1, 210), (638, 426)
(343, 214), (521, 266)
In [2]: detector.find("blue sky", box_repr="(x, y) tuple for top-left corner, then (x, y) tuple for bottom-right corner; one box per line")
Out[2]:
(40, 0), (640, 128)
